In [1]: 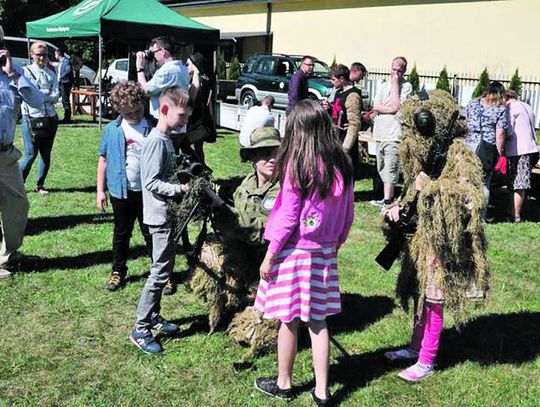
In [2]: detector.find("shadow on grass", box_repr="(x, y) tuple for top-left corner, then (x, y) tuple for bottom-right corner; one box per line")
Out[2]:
(26, 213), (112, 236)
(325, 311), (540, 405)
(45, 186), (97, 194)
(157, 314), (210, 342)
(31, 245), (147, 272)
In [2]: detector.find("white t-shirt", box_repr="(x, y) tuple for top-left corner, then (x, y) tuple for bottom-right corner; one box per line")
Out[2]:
(122, 118), (150, 191)
(372, 80), (412, 142)
(239, 105), (275, 147)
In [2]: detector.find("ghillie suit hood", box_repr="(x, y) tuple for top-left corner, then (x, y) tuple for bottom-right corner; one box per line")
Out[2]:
(393, 90), (490, 323)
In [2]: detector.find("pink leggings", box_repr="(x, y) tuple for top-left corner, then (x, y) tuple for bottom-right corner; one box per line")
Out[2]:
(410, 302), (444, 365)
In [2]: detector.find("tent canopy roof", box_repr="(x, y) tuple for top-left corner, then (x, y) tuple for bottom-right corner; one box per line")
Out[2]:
(26, 0), (219, 44)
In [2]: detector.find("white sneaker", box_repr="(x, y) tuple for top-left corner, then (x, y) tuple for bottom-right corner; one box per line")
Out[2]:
(369, 199), (385, 208)
(398, 362), (434, 382)
(384, 347), (419, 361)
(0, 268), (13, 279)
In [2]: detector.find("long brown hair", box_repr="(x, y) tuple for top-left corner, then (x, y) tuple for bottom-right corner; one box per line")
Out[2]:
(276, 99), (353, 198)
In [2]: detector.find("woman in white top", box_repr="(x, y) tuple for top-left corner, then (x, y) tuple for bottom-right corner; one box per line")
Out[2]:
(19, 42), (59, 195)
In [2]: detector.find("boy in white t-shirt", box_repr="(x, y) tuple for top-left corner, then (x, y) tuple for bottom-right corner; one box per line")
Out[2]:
(96, 81), (153, 291)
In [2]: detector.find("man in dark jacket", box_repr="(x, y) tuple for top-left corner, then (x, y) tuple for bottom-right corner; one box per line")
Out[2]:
(286, 55), (314, 115)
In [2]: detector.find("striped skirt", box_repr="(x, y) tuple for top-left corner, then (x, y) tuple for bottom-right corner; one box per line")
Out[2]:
(253, 246), (341, 323)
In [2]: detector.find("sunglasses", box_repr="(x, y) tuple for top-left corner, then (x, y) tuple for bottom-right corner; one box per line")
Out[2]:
(33, 53), (48, 58)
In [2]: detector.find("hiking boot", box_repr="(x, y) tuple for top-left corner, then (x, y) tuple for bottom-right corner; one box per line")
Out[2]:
(397, 362), (434, 382)
(254, 377), (293, 401)
(105, 272), (124, 291)
(149, 315), (179, 334)
(163, 278), (176, 296)
(310, 387), (331, 406)
(129, 327), (163, 355)
(384, 347), (419, 362)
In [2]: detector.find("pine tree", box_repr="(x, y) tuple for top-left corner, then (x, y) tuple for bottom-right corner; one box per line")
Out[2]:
(472, 68), (490, 98)
(436, 65), (451, 93)
(407, 64), (420, 94)
(508, 68), (522, 97)
(330, 55), (337, 70)
(228, 56), (241, 81)
(216, 52), (227, 80)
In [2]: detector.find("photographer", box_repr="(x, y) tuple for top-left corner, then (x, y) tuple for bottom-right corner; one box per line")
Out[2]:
(136, 36), (189, 149)
(0, 26), (44, 278)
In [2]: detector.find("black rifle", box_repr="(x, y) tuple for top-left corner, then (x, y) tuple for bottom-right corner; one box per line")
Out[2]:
(375, 110), (459, 271)
(171, 155), (225, 243)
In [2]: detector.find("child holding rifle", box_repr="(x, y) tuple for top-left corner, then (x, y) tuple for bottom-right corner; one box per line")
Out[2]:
(130, 87), (191, 354)
(253, 99), (354, 405)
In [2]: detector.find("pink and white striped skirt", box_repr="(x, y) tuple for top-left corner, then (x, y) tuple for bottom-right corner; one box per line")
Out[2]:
(253, 246), (341, 323)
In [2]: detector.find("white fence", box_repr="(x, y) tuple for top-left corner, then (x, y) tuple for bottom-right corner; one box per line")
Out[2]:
(365, 69), (540, 128)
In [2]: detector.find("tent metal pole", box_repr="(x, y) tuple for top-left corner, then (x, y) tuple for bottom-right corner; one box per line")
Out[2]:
(98, 34), (102, 130)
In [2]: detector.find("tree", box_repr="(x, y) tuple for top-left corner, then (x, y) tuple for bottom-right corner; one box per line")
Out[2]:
(330, 55), (337, 70)
(228, 56), (241, 81)
(508, 68), (522, 97)
(472, 68), (490, 98)
(407, 64), (420, 94)
(436, 65), (451, 93)
(216, 52), (227, 80)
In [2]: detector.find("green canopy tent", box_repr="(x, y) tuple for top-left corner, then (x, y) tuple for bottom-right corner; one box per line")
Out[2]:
(26, 0), (219, 126)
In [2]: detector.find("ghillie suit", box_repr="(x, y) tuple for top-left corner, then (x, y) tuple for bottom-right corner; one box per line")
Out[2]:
(184, 173), (280, 356)
(385, 89), (490, 324)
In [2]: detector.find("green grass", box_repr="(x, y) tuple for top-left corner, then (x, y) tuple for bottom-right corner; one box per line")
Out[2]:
(1, 116), (539, 406)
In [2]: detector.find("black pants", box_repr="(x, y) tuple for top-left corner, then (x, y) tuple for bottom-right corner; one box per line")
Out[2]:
(110, 191), (152, 275)
(59, 81), (72, 121)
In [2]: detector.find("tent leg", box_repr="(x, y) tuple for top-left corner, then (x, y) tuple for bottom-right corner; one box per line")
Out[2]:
(98, 34), (102, 130)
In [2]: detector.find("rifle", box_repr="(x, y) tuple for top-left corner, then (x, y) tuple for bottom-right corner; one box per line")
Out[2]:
(169, 155), (225, 243)
(375, 109), (459, 271)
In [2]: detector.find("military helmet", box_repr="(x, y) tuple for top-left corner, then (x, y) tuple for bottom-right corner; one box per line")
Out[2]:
(240, 127), (281, 162)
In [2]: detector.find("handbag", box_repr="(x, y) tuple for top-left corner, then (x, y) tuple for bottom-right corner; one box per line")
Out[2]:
(29, 116), (51, 132)
(474, 101), (498, 173)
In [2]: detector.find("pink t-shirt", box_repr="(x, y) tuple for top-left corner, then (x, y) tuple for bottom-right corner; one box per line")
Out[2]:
(505, 100), (538, 157)
(263, 170), (354, 254)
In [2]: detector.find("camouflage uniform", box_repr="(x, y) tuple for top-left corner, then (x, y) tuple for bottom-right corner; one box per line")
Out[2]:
(233, 172), (279, 247)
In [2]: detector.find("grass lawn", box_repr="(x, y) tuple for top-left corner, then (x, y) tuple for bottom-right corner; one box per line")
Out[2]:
(1, 116), (539, 406)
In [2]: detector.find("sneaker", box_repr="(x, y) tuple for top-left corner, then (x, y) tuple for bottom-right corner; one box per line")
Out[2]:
(310, 387), (331, 406)
(129, 327), (163, 354)
(384, 347), (419, 362)
(36, 186), (49, 195)
(149, 315), (179, 334)
(369, 199), (385, 208)
(0, 268), (13, 279)
(5, 252), (40, 271)
(397, 362), (434, 382)
(163, 278), (176, 296)
(105, 272), (124, 291)
(254, 377), (293, 401)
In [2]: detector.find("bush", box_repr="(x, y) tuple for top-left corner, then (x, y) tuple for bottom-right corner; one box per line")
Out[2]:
(472, 68), (490, 98)
(436, 65), (451, 93)
(216, 52), (227, 80)
(228, 56), (241, 81)
(407, 64), (420, 94)
(508, 68), (522, 97)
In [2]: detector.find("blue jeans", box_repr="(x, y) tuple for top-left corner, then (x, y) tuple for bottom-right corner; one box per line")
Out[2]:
(19, 115), (59, 188)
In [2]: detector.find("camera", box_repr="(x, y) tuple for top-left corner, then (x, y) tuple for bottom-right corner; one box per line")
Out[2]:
(144, 49), (155, 60)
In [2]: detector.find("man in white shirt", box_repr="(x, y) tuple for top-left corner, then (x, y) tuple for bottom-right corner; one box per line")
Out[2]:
(370, 56), (412, 208)
(239, 95), (275, 147)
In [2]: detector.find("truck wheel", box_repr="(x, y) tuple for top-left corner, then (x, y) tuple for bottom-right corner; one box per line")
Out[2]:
(240, 90), (256, 108)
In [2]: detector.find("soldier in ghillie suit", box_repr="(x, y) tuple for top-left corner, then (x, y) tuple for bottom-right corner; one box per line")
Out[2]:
(187, 127), (281, 356)
(380, 90), (490, 382)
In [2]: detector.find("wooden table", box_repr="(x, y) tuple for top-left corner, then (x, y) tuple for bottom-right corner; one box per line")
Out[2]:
(71, 88), (111, 122)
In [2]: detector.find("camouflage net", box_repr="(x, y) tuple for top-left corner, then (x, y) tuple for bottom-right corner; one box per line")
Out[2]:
(392, 90), (490, 324)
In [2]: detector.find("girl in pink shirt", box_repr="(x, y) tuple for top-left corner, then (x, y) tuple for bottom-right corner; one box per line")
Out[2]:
(253, 100), (354, 405)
